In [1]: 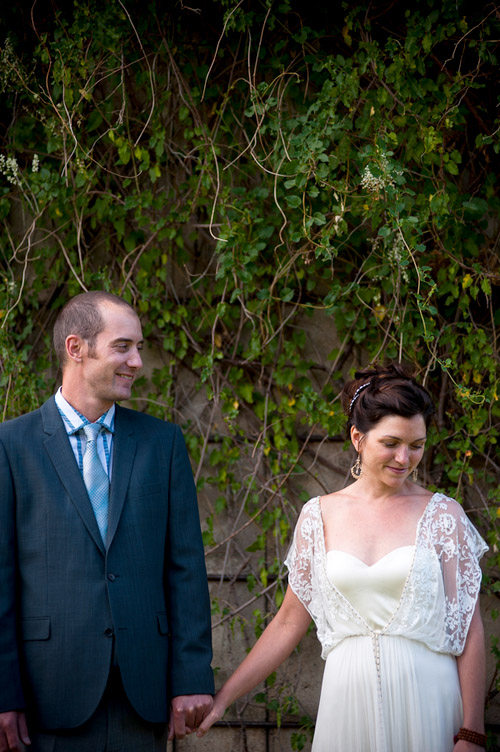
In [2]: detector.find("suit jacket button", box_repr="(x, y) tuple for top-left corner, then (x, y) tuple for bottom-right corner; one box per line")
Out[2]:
(104, 627), (114, 637)
(107, 573), (116, 581)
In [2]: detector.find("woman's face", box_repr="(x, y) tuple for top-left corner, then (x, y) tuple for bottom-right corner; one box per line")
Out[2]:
(351, 413), (427, 488)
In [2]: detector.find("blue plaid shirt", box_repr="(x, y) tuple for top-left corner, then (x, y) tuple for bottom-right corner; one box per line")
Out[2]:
(55, 387), (115, 479)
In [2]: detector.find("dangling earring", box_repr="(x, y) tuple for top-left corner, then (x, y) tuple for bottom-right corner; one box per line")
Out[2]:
(412, 467), (418, 482)
(351, 454), (362, 480)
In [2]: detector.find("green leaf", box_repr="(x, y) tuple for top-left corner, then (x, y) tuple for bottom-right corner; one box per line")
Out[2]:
(280, 287), (294, 302)
(462, 198), (488, 214)
(481, 278), (492, 296)
(286, 194), (302, 208)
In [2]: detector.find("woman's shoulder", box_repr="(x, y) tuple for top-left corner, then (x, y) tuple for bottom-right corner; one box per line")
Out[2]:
(425, 492), (488, 558)
(287, 498), (323, 553)
(297, 496), (321, 519)
(424, 492), (484, 541)
(292, 497), (325, 537)
(427, 491), (467, 519)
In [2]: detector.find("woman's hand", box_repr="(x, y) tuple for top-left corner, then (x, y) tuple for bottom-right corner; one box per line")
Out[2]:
(196, 692), (227, 738)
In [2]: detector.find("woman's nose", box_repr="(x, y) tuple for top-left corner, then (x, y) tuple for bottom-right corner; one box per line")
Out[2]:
(395, 446), (409, 465)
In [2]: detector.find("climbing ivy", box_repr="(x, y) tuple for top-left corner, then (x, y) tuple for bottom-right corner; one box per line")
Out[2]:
(0, 0), (499, 745)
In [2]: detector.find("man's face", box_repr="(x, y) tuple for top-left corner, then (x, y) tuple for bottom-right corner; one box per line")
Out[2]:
(78, 303), (144, 410)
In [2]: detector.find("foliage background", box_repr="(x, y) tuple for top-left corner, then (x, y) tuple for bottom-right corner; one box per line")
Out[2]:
(1, 0), (499, 746)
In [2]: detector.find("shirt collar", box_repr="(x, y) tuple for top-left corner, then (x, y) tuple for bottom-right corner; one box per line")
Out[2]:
(55, 387), (115, 435)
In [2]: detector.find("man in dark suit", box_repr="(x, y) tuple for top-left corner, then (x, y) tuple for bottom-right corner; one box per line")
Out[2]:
(0, 291), (214, 751)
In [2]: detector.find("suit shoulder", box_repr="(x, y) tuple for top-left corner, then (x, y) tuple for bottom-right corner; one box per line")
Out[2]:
(0, 406), (43, 436)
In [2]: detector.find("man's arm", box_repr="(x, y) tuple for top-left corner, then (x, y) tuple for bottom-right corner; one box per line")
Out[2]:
(0, 440), (27, 716)
(164, 426), (215, 736)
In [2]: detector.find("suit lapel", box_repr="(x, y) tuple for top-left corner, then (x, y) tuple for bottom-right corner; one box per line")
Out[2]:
(107, 404), (137, 548)
(41, 397), (106, 555)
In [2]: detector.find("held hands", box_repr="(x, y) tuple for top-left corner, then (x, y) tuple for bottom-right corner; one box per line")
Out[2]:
(196, 691), (228, 738)
(167, 694), (214, 740)
(0, 711), (30, 752)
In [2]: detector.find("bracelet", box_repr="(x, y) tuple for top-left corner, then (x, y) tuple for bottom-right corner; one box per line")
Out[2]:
(454, 727), (487, 748)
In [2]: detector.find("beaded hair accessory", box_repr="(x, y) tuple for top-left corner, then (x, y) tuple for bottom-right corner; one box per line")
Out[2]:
(349, 381), (371, 412)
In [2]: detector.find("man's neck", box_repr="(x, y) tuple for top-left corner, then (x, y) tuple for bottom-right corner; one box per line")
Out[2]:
(59, 387), (113, 424)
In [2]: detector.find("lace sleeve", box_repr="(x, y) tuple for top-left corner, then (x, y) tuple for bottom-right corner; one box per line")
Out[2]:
(430, 497), (488, 654)
(284, 499), (320, 613)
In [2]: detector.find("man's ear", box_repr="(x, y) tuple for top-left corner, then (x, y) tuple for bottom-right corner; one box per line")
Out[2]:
(65, 334), (84, 363)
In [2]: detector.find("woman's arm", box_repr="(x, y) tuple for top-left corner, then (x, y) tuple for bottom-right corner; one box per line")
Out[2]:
(197, 585), (311, 737)
(454, 601), (486, 751)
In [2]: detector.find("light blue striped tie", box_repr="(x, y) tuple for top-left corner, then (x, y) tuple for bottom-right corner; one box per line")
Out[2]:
(82, 423), (109, 545)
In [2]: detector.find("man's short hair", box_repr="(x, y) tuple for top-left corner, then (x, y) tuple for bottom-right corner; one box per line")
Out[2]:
(53, 291), (135, 366)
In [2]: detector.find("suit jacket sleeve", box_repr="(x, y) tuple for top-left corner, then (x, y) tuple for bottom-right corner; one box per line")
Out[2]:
(164, 425), (214, 697)
(0, 439), (26, 712)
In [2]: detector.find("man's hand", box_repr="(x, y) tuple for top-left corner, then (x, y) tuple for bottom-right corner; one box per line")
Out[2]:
(0, 711), (30, 751)
(167, 694), (213, 740)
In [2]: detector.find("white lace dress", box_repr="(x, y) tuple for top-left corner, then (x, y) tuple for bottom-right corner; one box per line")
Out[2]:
(285, 493), (488, 752)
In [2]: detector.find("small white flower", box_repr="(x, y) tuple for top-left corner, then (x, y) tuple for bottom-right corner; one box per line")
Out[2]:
(0, 153), (20, 184)
(32, 154), (40, 173)
(360, 152), (401, 194)
(387, 235), (410, 282)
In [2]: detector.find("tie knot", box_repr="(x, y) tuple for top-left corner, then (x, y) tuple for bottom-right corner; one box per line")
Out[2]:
(83, 423), (104, 442)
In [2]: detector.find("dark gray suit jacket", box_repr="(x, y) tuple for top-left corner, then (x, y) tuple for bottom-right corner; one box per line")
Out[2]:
(0, 397), (214, 729)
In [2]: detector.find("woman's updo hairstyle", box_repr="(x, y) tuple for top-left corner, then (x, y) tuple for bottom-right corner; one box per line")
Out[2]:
(341, 363), (435, 434)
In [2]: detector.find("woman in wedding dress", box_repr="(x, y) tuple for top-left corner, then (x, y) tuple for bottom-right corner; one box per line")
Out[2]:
(198, 364), (488, 752)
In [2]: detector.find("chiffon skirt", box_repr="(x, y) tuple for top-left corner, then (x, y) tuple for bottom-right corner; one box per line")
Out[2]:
(312, 635), (462, 752)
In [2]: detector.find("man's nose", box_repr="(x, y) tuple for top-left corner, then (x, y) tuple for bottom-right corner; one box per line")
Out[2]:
(128, 348), (143, 369)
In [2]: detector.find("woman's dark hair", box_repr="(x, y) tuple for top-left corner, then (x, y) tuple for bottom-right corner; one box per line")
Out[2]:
(341, 363), (435, 433)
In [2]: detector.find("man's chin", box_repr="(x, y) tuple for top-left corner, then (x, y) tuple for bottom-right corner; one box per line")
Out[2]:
(106, 386), (133, 404)
(115, 389), (133, 402)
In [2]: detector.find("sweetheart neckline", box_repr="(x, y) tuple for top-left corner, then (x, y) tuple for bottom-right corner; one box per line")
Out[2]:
(326, 544), (416, 568)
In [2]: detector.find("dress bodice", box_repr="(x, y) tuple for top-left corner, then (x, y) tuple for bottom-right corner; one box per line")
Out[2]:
(326, 546), (415, 631)
(285, 493), (488, 659)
